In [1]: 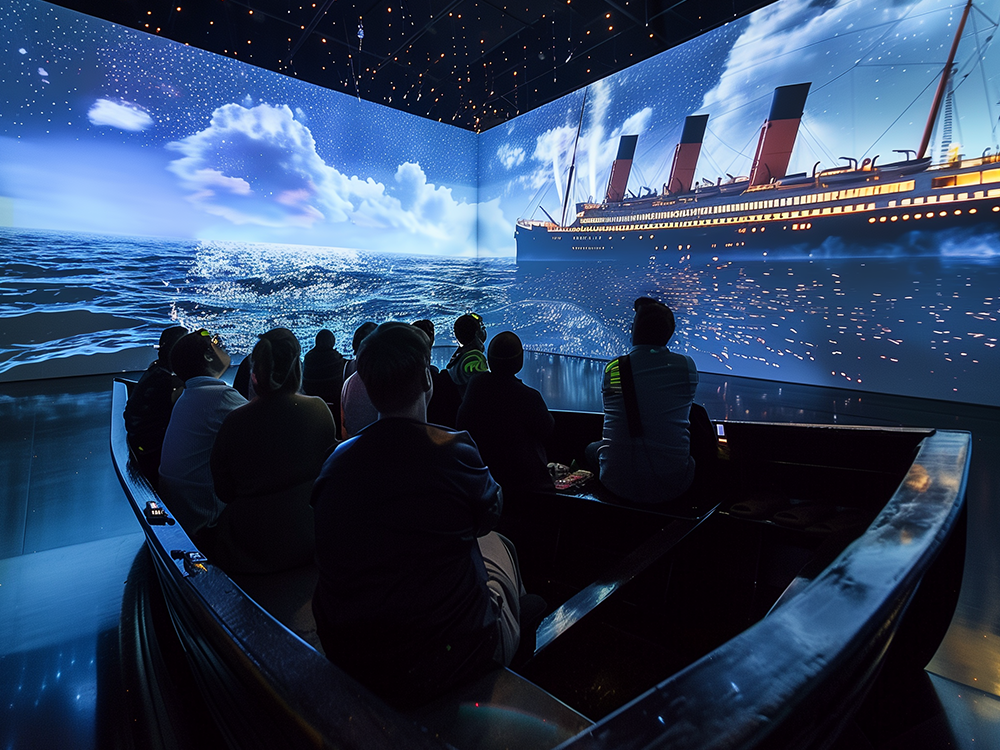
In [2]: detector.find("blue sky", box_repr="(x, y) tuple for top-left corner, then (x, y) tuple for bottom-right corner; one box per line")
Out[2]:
(481, 0), (1000, 254)
(1, 0), (997, 256)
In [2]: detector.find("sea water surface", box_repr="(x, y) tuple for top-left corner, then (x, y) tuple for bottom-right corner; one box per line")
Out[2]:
(2, 226), (999, 406)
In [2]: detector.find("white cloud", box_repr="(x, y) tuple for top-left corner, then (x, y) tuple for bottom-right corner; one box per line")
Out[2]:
(527, 84), (653, 204)
(87, 99), (154, 131)
(497, 143), (525, 169)
(37, 67), (48, 76)
(697, 0), (925, 176)
(166, 102), (506, 253)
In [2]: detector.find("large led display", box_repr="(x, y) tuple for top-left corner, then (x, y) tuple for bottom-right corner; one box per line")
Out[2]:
(3, 0), (1000, 406)
(483, 0), (1000, 405)
(0, 0), (487, 378)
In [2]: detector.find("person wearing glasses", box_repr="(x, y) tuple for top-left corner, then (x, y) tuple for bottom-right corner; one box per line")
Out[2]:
(159, 329), (247, 542)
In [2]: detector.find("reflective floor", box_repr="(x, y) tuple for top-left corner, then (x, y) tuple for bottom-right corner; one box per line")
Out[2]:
(2, 360), (1000, 748)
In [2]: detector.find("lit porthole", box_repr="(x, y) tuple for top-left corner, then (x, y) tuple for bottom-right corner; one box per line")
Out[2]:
(903, 214), (910, 220)
(761, 226), (766, 232)
(970, 208), (977, 214)
(807, 223), (812, 229)
(914, 213), (921, 219)
(939, 211), (946, 217)
(890, 215), (898, 221)
(954, 209), (962, 215)
(868, 217), (876, 224)
(993, 206), (999, 212)
(879, 216), (887, 222)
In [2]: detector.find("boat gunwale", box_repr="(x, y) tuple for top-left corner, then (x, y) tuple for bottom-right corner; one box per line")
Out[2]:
(110, 379), (969, 750)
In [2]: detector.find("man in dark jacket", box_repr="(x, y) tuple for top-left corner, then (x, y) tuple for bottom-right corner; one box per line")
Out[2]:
(311, 322), (523, 708)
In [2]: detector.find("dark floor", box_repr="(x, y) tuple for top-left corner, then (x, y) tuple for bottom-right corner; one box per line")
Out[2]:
(2, 358), (1000, 748)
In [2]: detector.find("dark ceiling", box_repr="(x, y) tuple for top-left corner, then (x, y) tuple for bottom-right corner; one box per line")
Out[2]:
(50, 0), (779, 132)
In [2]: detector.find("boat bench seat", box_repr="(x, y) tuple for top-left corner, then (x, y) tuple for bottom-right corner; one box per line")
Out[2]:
(407, 666), (593, 750)
(530, 505), (716, 655)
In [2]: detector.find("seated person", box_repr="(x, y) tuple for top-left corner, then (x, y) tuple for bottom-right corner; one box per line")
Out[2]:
(159, 330), (247, 539)
(303, 328), (346, 433)
(446, 313), (489, 395)
(124, 325), (188, 487)
(342, 321), (376, 381)
(585, 298), (700, 504)
(457, 331), (555, 494)
(232, 355), (255, 401)
(210, 328), (338, 574)
(311, 323), (524, 708)
(413, 319), (458, 428)
(340, 370), (379, 438)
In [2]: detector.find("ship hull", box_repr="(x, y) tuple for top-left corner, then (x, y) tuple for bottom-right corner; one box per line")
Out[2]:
(516, 160), (1000, 263)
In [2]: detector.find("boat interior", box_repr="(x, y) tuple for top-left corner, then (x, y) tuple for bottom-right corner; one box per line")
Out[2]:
(3, 350), (998, 749)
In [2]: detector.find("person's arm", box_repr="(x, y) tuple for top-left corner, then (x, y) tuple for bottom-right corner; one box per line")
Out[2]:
(453, 431), (502, 536)
(528, 387), (555, 440)
(210, 416), (238, 504)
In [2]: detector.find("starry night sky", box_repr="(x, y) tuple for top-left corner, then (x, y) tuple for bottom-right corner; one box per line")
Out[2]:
(1, 0), (997, 256)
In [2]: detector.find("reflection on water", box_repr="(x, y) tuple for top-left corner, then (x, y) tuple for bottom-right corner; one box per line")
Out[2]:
(514, 250), (1000, 406)
(2, 226), (999, 405)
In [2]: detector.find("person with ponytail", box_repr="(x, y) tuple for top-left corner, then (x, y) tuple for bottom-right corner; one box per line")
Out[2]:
(210, 328), (338, 573)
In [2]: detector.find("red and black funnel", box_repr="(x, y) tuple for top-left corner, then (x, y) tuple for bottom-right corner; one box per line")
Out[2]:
(604, 134), (639, 203)
(748, 83), (811, 187)
(665, 114), (709, 194)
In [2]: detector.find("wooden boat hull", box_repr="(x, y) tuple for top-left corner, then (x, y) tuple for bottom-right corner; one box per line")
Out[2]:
(110, 379), (969, 749)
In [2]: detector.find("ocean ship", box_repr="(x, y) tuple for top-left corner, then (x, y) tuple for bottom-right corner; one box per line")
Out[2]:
(515, 0), (1000, 264)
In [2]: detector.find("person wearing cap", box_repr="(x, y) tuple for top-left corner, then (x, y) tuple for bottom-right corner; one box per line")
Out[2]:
(311, 322), (525, 708)
(158, 329), (247, 542)
(210, 328), (338, 573)
(446, 312), (489, 394)
(457, 331), (555, 495)
(124, 325), (189, 488)
(586, 298), (700, 504)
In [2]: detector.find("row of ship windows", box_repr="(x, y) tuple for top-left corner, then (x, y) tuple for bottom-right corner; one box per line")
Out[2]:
(578, 176), (1000, 226)
(565, 205), (998, 244)
(562, 189), (1000, 235)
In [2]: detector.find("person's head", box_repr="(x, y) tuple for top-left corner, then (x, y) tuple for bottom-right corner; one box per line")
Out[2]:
(454, 313), (486, 347)
(488, 331), (524, 377)
(358, 322), (432, 415)
(352, 322), (378, 355)
(156, 326), (188, 369)
(170, 329), (231, 382)
(251, 328), (302, 397)
(411, 319), (435, 347)
(315, 329), (336, 349)
(631, 297), (676, 346)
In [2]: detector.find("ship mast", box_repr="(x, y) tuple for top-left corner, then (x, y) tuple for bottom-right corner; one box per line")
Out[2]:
(561, 88), (588, 227)
(918, 0), (973, 160)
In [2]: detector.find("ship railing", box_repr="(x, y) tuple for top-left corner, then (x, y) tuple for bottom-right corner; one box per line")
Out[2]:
(926, 154), (1000, 171)
(517, 218), (558, 229)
